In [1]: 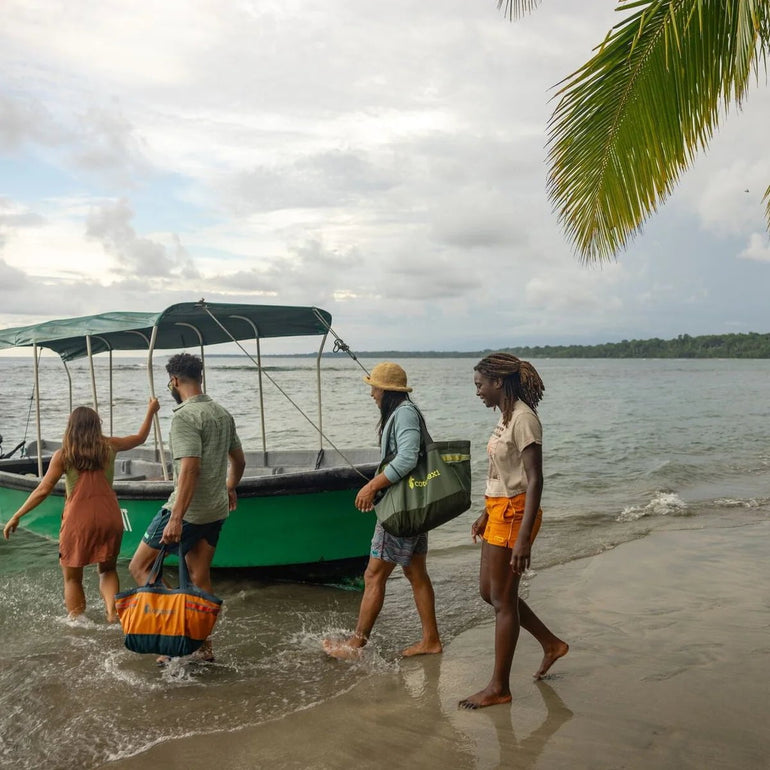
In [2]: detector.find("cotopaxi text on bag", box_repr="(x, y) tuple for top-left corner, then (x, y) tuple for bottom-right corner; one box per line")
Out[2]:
(374, 404), (471, 537)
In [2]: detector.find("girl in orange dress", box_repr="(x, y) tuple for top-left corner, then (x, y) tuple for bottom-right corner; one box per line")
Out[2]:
(3, 399), (159, 621)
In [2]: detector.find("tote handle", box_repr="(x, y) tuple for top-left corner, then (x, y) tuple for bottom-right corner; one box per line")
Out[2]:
(145, 545), (192, 590)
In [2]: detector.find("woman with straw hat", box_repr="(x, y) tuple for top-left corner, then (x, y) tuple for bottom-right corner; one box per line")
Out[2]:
(323, 362), (442, 660)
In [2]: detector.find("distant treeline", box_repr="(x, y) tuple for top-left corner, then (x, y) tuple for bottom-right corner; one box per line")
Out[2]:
(338, 332), (770, 359)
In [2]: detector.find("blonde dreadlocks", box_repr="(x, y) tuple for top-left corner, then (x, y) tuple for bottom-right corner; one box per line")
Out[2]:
(474, 353), (544, 425)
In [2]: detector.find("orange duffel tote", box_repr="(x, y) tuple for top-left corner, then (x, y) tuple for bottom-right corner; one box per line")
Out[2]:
(115, 546), (222, 657)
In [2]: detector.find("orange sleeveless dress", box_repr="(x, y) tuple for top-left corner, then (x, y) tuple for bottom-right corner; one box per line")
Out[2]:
(59, 451), (123, 567)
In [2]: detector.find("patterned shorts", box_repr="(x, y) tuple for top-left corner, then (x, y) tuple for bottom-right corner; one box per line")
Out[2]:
(370, 521), (428, 567)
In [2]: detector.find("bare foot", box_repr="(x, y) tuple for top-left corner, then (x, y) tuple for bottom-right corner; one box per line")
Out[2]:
(156, 640), (215, 667)
(458, 685), (512, 710)
(401, 640), (443, 657)
(322, 636), (365, 660)
(534, 640), (569, 679)
(156, 653), (214, 667)
(189, 646), (215, 663)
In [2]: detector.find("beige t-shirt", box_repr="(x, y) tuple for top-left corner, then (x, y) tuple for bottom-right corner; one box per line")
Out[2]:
(485, 400), (542, 498)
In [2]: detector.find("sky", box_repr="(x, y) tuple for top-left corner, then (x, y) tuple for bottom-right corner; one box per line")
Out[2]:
(1, 0), (769, 354)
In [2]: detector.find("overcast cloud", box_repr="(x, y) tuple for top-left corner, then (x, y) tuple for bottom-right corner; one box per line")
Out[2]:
(1, 0), (768, 352)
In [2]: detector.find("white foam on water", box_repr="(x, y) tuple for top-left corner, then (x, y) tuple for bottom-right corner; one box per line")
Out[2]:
(58, 614), (104, 634)
(103, 728), (204, 764)
(158, 657), (205, 684)
(617, 491), (687, 522)
(100, 649), (178, 691)
(713, 497), (761, 508)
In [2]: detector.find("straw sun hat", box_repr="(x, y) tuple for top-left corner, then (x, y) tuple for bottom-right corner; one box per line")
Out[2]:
(363, 362), (412, 392)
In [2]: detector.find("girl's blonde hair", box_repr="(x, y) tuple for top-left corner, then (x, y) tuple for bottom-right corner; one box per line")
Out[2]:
(61, 406), (111, 471)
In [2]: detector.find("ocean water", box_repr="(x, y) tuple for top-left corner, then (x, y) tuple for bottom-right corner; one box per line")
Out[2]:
(1, 355), (769, 769)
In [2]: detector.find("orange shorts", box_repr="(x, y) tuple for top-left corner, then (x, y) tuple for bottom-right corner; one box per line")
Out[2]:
(482, 494), (542, 549)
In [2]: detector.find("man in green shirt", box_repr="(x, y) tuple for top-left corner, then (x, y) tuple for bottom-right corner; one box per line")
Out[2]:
(129, 353), (245, 662)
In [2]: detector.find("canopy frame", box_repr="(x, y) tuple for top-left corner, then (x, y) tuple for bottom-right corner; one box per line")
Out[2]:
(0, 301), (336, 478)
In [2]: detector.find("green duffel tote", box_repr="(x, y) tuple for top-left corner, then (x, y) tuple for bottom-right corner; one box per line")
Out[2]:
(375, 413), (471, 537)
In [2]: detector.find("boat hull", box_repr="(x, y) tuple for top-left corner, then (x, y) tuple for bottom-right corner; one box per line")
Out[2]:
(0, 462), (378, 570)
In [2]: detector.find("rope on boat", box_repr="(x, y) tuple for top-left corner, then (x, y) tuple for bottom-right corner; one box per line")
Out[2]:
(312, 308), (370, 375)
(0, 387), (32, 458)
(19, 380), (36, 458)
(1, 370), (37, 459)
(198, 304), (371, 481)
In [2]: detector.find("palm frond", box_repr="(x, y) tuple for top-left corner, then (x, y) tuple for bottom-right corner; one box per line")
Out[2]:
(764, 184), (770, 230)
(497, 1), (541, 21)
(547, 0), (770, 262)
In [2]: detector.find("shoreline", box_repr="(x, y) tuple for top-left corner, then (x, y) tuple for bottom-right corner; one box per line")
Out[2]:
(104, 519), (770, 769)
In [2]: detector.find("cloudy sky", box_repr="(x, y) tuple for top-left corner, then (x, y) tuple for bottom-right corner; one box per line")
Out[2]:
(2, 0), (769, 353)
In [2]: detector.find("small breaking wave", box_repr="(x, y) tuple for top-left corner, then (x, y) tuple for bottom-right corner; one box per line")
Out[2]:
(617, 491), (687, 522)
(713, 497), (763, 509)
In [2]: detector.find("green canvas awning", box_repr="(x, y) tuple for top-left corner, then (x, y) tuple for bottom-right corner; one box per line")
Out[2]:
(0, 302), (332, 361)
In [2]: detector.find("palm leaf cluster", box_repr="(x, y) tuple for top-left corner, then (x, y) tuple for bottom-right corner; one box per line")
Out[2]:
(500, 1), (770, 262)
(497, 0), (542, 19)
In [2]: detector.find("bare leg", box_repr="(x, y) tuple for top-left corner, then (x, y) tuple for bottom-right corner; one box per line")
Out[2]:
(97, 558), (120, 622)
(183, 538), (218, 661)
(61, 565), (86, 617)
(184, 537), (216, 594)
(459, 542), (518, 709)
(129, 541), (162, 585)
(519, 599), (569, 679)
(323, 556), (395, 659)
(401, 553), (442, 656)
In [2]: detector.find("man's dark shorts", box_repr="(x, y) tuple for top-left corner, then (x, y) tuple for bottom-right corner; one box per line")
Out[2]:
(141, 508), (224, 554)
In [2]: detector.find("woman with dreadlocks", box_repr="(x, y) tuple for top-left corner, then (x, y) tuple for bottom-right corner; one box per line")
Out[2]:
(459, 353), (568, 709)
(3, 399), (159, 622)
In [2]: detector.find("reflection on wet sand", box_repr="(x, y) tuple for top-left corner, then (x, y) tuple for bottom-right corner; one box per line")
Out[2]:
(440, 633), (574, 770)
(483, 682), (574, 769)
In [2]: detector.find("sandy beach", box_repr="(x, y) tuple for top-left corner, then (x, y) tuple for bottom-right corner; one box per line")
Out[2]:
(105, 520), (769, 770)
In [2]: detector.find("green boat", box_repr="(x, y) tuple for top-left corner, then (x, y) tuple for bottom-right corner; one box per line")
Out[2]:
(0, 301), (378, 575)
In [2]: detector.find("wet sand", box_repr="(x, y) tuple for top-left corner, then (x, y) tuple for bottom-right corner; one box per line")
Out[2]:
(105, 520), (769, 769)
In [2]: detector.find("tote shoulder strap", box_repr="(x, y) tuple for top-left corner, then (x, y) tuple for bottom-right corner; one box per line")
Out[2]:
(381, 401), (432, 464)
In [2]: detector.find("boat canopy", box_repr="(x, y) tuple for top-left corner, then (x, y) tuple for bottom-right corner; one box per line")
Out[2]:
(0, 302), (337, 475)
(0, 302), (333, 361)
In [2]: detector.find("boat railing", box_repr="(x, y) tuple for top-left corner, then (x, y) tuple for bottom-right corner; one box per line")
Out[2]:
(1, 444), (380, 484)
(242, 448), (379, 476)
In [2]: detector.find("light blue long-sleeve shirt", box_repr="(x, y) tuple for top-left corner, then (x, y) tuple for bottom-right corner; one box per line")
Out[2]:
(380, 401), (422, 483)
